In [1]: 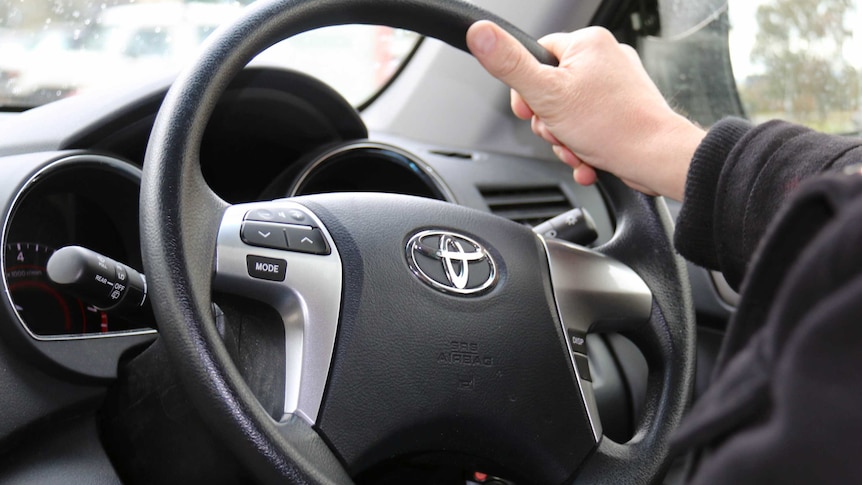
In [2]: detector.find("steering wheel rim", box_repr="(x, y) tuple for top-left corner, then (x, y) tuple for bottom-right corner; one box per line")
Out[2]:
(140, 0), (695, 483)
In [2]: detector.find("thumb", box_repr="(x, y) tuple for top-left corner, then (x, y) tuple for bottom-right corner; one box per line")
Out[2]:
(467, 20), (550, 101)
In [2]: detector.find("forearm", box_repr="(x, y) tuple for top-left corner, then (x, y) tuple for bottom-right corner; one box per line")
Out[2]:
(674, 118), (752, 276)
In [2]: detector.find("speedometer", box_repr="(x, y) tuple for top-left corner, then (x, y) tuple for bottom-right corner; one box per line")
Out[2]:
(4, 242), (110, 336)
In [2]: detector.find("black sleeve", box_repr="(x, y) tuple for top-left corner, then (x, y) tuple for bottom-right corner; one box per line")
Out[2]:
(674, 117), (862, 289)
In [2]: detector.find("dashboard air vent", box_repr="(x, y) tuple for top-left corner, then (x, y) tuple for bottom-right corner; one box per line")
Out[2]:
(479, 186), (573, 226)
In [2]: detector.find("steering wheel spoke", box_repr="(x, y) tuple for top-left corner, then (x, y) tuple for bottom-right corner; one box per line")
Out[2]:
(542, 238), (652, 442)
(213, 201), (343, 424)
(544, 238), (653, 336)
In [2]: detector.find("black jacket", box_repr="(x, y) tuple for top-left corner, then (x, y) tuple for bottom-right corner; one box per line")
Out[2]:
(670, 118), (862, 482)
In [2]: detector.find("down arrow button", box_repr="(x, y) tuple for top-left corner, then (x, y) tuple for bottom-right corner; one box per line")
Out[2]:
(241, 221), (289, 250)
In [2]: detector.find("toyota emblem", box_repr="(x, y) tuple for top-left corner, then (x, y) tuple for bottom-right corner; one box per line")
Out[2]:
(405, 230), (498, 296)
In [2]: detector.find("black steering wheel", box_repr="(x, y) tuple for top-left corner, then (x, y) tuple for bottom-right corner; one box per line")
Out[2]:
(140, 0), (695, 483)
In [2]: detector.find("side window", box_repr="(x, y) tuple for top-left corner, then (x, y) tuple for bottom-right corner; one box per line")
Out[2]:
(729, 0), (860, 133)
(641, 0), (861, 134)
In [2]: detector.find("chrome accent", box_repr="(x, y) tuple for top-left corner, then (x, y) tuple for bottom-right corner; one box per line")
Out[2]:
(287, 140), (456, 202)
(540, 236), (653, 442)
(0, 154), (157, 342)
(139, 274), (148, 307)
(406, 229), (497, 296)
(214, 201), (342, 424)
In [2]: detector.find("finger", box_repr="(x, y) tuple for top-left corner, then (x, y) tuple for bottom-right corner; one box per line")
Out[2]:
(573, 165), (598, 186)
(511, 89), (533, 119)
(552, 145), (580, 167)
(539, 26), (618, 63)
(532, 117), (561, 145)
(467, 20), (554, 100)
(554, 145), (583, 168)
(537, 32), (576, 60)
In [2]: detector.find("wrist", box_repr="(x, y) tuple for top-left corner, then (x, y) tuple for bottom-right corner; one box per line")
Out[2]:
(645, 114), (706, 201)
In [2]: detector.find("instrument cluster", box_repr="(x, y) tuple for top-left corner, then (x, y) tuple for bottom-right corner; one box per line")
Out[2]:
(2, 155), (153, 340)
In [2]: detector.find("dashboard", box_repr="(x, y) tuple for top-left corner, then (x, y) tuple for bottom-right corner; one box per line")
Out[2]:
(0, 66), (614, 382)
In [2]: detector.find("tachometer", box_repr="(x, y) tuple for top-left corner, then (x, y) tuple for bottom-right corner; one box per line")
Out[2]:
(4, 242), (109, 336)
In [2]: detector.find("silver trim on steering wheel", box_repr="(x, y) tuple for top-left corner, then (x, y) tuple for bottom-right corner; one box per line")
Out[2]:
(540, 236), (653, 442)
(213, 200), (343, 424)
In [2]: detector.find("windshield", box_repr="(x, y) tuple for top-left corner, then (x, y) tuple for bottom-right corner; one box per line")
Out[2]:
(0, 0), (421, 109)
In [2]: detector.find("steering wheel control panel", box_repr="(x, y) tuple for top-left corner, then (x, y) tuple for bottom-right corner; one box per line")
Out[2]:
(541, 237), (653, 442)
(241, 207), (330, 256)
(215, 201), (343, 424)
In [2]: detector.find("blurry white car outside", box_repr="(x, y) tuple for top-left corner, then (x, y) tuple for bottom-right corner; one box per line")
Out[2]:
(0, 0), (421, 108)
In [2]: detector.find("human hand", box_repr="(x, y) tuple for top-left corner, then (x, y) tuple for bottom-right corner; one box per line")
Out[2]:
(466, 21), (705, 201)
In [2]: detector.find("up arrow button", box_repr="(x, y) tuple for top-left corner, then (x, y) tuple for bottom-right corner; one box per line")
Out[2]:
(285, 226), (330, 255)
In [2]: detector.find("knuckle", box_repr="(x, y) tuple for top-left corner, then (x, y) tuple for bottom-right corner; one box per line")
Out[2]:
(582, 26), (616, 44)
(619, 43), (640, 62)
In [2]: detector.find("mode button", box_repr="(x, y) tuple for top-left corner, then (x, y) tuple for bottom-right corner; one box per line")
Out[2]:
(246, 255), (287, 282)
